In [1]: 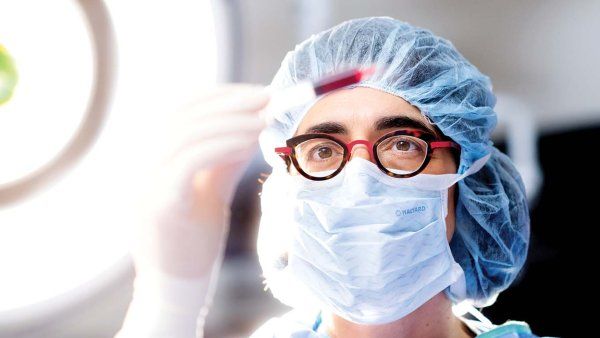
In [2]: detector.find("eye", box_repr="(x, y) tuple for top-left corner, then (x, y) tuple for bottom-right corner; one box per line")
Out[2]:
(308, 144), (341, 162)
(296, 138), (344, 166)
(377, 135), (427, 159)
(394, 139), (420, 152)
(315, 146), (333, 159)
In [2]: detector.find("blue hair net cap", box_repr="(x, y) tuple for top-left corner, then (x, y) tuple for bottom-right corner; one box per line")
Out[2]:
(259, 16), (530, 307)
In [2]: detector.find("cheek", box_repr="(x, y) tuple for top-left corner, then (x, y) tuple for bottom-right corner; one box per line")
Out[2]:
(422, 150), (458, 175)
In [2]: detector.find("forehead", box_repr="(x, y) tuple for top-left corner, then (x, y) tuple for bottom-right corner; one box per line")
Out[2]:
(296, 87), (432, 133)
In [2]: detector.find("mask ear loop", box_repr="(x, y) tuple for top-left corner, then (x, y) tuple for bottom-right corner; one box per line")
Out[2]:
(452, 301), (496, 335)
(440, 189), (449, 218)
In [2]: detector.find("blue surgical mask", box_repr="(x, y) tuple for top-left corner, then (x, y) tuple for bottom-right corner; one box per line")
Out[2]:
(258, 156), (489, 325)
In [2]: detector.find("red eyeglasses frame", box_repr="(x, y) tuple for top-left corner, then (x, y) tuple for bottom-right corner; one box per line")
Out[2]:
(274, 129), (460, 181)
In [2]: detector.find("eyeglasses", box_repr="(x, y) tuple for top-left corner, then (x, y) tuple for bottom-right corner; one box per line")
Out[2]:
(274, 130), (460, 181)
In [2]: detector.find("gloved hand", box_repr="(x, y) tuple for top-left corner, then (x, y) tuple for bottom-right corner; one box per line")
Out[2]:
(132, 84), (270, 278)
(117, 85), (270, 338)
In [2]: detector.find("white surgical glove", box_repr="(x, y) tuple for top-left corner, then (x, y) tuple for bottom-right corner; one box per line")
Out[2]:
(116, 85), (270, 338)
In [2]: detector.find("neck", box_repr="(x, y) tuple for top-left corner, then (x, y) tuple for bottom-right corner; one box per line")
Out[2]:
(324, 292), (473, 338)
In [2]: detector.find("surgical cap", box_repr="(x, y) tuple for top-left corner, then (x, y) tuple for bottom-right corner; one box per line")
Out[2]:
(259, 16), (530, 307)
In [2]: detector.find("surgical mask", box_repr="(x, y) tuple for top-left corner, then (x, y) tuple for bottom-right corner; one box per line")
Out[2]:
(257, 155), (489, 325)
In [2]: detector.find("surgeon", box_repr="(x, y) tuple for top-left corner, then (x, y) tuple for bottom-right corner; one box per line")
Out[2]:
(117, 17), (540, 338)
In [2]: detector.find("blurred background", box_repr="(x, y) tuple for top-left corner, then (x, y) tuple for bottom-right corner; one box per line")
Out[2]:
(1, 0), (598, 337)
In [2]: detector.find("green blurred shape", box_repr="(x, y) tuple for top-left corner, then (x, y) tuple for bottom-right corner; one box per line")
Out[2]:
(0, 43), (18, 105)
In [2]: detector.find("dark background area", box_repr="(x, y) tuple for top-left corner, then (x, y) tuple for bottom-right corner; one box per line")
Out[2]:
(484, 125), (598, 337)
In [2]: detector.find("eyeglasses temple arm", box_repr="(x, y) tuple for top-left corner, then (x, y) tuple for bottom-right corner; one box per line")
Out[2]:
(431, 141), (461, 150)
(275, 146), (292, 163)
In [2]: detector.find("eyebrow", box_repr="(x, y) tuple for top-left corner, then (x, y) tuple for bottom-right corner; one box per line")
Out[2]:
(302, 115), (437, 136)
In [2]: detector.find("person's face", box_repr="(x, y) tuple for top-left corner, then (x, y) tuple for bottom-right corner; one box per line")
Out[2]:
(293, 87), (459, 241)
